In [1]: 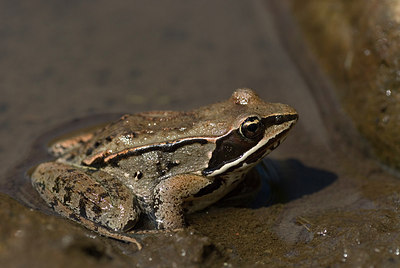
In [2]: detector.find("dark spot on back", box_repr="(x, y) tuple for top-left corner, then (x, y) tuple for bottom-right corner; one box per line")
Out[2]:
(92, 204), (102, 215)
(99, 192), (108, 200)
(49, 198), (59, 209)
(94, 141), (101, 148)
(134, 171), (143, 180)
(166, 160), (180, 171)
(69, 213), (80, 222)
(79, 199), (87, 218)
(35, 181), (46, 192)
(85, 148), (93, 156)
(63, 191), (72, 204)
(52, 176), (61, 193)
(156, 161), (166, 176)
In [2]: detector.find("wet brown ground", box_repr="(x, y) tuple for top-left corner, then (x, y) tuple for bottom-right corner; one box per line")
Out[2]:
(1, 1), (400, 267)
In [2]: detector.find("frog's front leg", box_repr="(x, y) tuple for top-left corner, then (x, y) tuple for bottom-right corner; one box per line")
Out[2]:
(153, 174), (211, 229)
(31, 162), (142, 247)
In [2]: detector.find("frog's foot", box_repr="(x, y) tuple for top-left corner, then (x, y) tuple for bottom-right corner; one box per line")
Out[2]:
(153, 174), (211, 229)
(31, 162), (142, 249)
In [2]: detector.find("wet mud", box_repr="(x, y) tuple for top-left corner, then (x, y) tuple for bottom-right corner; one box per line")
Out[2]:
(1, 0), (400, 267)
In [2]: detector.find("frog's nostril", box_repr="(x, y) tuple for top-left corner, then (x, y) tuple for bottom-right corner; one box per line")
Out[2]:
(275, 115), (283, 124)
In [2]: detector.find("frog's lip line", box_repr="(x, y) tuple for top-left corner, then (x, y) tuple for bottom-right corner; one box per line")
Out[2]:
(203, 119), (297, 177)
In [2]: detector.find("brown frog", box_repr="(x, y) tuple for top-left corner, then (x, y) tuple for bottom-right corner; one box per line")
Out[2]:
(31, 88), (298, 249)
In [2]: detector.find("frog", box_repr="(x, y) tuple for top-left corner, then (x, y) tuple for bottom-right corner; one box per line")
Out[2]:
(30, 88), (298, 249)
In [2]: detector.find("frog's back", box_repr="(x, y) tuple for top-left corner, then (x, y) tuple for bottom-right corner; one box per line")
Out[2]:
(60, 88), (280, 166)
(83, 111), (195, 151)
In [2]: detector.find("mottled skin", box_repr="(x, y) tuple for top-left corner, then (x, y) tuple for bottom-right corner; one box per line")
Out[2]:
(31, 89), (298, 248)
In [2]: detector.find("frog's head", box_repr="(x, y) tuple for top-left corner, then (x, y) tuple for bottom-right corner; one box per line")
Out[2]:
(202, 88), (298, 177)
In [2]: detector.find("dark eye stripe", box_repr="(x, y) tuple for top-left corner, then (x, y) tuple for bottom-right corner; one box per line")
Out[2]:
(202, 127), (263, 176)
(202, 113), (298, 176)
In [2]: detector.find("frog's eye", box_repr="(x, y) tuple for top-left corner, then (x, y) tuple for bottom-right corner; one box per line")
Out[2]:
(239, 116), (265, 140)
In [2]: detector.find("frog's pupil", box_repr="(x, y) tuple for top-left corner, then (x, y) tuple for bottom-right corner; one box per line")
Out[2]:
(247, 123), (258, 133)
